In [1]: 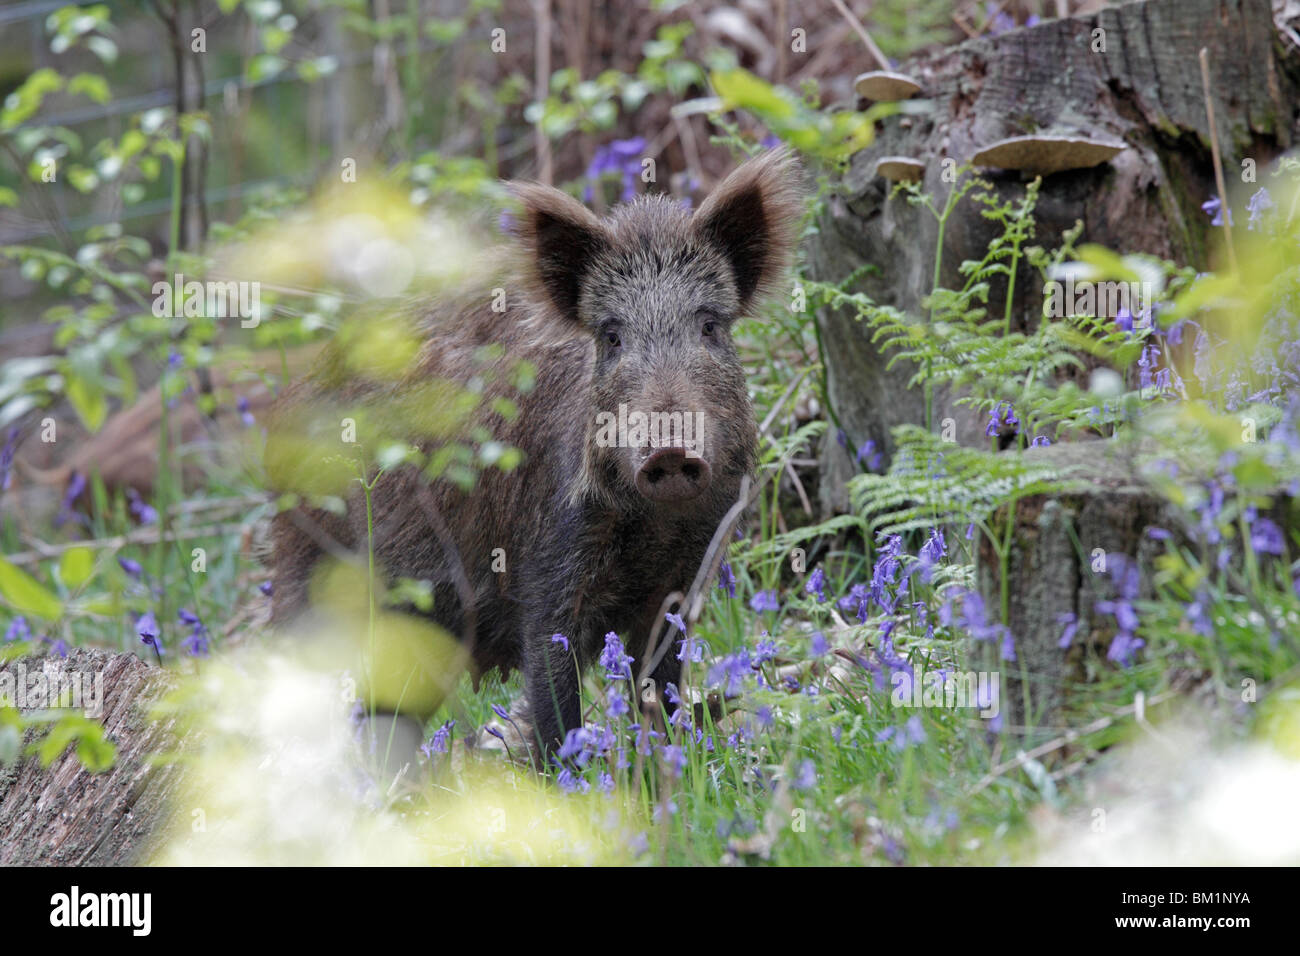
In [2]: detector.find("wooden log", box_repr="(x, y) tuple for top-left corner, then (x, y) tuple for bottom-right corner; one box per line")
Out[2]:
(0, 648), (182, 865)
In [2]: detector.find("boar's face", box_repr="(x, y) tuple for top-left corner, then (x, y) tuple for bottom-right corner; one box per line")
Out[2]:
(512, 148), (803, 508)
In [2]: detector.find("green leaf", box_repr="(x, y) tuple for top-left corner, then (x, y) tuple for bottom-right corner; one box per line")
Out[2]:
(67, 73), (111, 104)
(0, 68), (63, 132)
(58, 547), (95, 590)
(0, 557), (63, 621)
(66, 374), (107, 432)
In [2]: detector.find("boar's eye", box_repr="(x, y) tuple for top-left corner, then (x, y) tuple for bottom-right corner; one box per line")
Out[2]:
(698, 310), (720, 339)
(604, 328), (621, 348)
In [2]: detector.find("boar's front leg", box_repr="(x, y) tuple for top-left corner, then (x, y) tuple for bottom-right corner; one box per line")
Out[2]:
(521, 619), (582, 767)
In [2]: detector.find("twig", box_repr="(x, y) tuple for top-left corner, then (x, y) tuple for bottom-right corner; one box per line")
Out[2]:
(9, 521), (255, 567)
(826, 0), (890, 69)
(532, 0), (553, 185)
(969, 688), (1179, 795)
(1198, 47), (1239, 274)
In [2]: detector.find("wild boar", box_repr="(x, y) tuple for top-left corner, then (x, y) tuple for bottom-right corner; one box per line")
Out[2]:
(266, 147), (803, 764)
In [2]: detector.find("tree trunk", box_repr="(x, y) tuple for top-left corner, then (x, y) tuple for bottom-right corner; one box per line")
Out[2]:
(808, 0), (1300, 511)
(0, 649), (182, 865)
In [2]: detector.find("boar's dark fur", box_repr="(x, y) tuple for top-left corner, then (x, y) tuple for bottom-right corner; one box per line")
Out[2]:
(267, 147), (803, 764)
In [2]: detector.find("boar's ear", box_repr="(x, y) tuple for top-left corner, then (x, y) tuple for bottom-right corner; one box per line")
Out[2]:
(692, 146), (804, 313)
(509, 181), (611, 319)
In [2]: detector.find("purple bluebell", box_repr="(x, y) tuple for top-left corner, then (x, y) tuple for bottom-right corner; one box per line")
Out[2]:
(806, 566), (827, 603)
(599, 632), (632, 680)
(856, 439), (881, 470)
(420, 719), (455, 757)
(1057, 612), (1079, 649)
(793, 759), (816, 791)
(4, 615), (31, 643)
(717, 559), (736, 598)
(1246, 187), (1274, 231)
(1201, 195), (1233, 227)
(1250, 517), (1285, 556)
(0, 426), (18, 492)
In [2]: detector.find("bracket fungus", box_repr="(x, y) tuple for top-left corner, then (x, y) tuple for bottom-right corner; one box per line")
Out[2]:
(874, 156), (925, 182)
(853, 70), (923, 102)
(970, 134), (1126, 176)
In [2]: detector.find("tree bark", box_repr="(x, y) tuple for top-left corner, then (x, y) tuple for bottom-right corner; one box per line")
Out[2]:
(0, 649), (182, 865)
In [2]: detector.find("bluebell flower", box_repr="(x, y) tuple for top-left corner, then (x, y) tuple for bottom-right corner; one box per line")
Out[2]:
(1250, 517), (1285, 556)
(4, 615), (31, 643)
(749, 590), (779, 613)
(0, 426), (18, 492)
(137, 611), (162, 654)
(54, 471), (88, 528)
(717, 559), (736, 598)
(1201, 194), (1233, 227)
(1246, 187), (1273, 231)
(1057, 612), (1079, 648)
(706, 648), (753, 696)
(420, 719), (455, 757)
(806, 566), (827, 602)
(659, 744), (687, 778)
(127, 488), (158, 525)
(599, 632), (632, 680)
(793, 759), (816, 791)
(606, 684), (629, 719)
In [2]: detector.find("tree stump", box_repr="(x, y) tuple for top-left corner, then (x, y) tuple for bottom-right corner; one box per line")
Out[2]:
(971, 441), (1293, 736)
(807, 0), (1300, 511)
(0, 649), (183, 865)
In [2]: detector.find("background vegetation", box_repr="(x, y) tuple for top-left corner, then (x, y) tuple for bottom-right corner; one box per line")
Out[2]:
(1, 0), (1298, 865)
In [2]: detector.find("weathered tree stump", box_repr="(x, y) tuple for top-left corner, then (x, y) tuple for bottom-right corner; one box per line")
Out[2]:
(808, 0), (1300, 510)
(972, 441), (1294, 735)
(0, 649), (183, 865)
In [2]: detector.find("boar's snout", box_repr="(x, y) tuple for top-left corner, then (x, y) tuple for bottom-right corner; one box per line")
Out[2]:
(635, 447), (712, 502)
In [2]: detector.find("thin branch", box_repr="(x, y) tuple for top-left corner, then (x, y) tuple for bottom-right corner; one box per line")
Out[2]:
(1199, 47), (1239, 274)
(826, 0), (889, 70)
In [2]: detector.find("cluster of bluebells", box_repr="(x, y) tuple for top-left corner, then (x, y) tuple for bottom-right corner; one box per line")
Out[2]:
(178, 608), (210, 658)
(582, 137), (647, 204)
(1093, 555), (1144, 667)
(937, 588), (1016, 662)
(985, 401), (1020, 438)
(986, 1), (1039, 34)
(1189, 186), (1300, 416)
(420, 719), (455, 758)
(538, 626), (838, 796)
(826, 528), (964, 693)
(4, 615), (32, 643)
